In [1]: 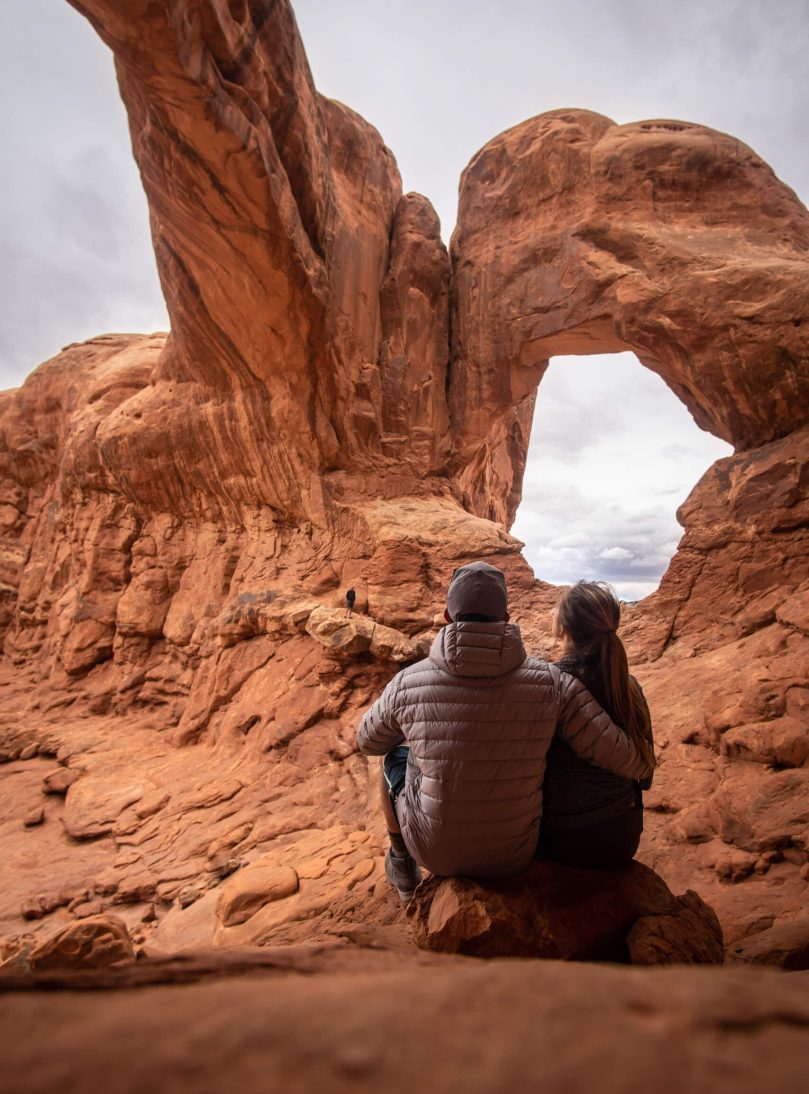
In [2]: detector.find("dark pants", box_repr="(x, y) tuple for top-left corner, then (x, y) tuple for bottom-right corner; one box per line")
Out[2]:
(537, 807), (643, 869)
(383, 746), (410, 816)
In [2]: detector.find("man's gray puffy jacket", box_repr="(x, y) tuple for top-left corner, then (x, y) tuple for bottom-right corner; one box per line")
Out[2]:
(356, 621), (652, 878)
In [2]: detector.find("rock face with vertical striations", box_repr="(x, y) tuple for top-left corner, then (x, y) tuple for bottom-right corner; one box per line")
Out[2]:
(0, 0), (807, 973)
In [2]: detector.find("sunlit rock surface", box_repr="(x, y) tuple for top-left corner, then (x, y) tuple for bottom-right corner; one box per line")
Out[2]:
(0, 2), (808, 1041)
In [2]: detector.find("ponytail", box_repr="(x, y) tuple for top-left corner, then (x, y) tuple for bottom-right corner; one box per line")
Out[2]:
(602, 632), (655, 771)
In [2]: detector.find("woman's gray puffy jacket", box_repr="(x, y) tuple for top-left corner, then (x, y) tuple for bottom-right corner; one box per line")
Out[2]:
(356, 621), (652, 878)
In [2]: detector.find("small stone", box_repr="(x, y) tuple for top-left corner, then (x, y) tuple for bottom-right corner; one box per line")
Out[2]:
(800, 863), (809, 882)
(19, 743), (39, 761)
(87, 691), (113, 715)
(23, 806), (45, 828)
(71, 900), (105, 919)
(216, 861), (300, 927)
(205, 851), (241, 878)
(20, 898), (46, 921)
(42, 768), (79, 795)
(713, 851), (757, 883)
(628, 892), (725, 966)
(178, 886), (203, 909)
(67, 891), (93, 912)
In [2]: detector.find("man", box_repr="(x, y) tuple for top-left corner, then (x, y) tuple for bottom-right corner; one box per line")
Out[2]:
(356, 561), (653, 903)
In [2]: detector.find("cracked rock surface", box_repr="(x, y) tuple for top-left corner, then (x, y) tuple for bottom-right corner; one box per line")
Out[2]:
(1, 1), (808, 1084)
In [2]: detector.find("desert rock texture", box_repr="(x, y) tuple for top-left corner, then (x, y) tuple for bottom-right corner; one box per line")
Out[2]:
(1, 0), (809, 1083)
(2, 950), (808, 1094)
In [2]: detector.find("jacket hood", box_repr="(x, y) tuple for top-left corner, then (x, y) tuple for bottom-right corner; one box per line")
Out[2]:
(429, 621), (527, 678)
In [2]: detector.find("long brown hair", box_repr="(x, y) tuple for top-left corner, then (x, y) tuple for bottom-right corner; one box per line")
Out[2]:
(555, 581), (655, 770)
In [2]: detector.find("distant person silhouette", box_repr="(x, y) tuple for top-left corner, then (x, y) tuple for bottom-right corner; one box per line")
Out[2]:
(345, 587), (356, 617)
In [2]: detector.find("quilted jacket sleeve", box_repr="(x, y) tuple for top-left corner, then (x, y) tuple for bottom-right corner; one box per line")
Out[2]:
(632, 677), (655, 791)
(556, 672), (652, 781)
(356, 672), (406, 756)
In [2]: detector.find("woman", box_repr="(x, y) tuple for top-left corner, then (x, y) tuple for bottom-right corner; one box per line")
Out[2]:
(538, 580), (655, 868)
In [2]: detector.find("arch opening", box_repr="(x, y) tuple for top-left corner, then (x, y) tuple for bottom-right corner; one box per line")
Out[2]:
(511, 352), (732, 602)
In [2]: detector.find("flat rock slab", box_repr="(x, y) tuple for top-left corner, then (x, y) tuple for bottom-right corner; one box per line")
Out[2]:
(0, 947), (807, 1094)
(407, 860), (724, 963)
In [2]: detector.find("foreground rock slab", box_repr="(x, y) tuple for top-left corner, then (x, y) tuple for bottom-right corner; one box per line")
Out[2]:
(407, 861), (723, 964)
(0, 946), (807, 1094)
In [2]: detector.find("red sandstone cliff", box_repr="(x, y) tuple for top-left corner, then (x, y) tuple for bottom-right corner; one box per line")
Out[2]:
(0, 0), (807, 965)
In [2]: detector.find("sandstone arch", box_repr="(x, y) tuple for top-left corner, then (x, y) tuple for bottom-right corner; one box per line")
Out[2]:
(0, 0), (801, 677)
(0, 0), (806, 948)
(55, 4), (809, 546)
(450, 109), (809, 527)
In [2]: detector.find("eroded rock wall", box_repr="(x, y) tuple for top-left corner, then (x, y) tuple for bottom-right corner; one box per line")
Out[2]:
(0, 0), (808, 955)
(450, 109), (809, 526)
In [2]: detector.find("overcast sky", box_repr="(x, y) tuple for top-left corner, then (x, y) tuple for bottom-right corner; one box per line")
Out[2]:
(2, 0), (805, 598)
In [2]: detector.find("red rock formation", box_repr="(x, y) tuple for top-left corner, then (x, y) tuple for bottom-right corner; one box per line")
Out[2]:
(450, 109), (809, 525)
(0, 0), (807, 975)
(407, 860), (723, 964)
(28, 915), (134, 971)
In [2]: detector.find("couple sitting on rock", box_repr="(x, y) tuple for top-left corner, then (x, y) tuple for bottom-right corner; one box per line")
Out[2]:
(356, 561), (655, 903)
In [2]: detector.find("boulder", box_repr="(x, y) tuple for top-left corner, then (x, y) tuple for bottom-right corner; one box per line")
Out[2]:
(42, 768), (79, 795)
(216, 861), (300, 927)
(627, 890), (724, 965)
(305, 606), (424, 662)
(407, 860), (723, 964)
(28, 915), (135, 971)
(725, 916), (809, 970)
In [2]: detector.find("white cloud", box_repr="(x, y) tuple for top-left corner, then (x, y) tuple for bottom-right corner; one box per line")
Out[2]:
(0, 1), (168, 387)
(547, 532), (593, 550)
(511, 353), (732, 599)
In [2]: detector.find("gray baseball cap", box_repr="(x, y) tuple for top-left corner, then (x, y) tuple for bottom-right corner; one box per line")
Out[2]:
(446, 561), (508, 621)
